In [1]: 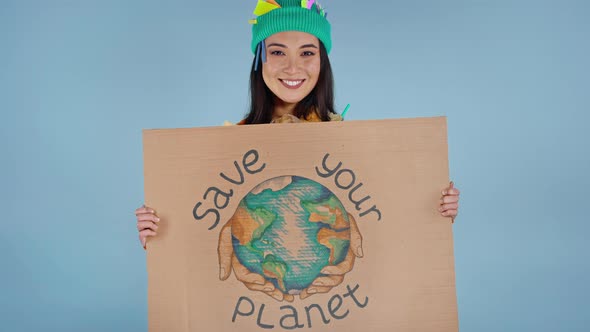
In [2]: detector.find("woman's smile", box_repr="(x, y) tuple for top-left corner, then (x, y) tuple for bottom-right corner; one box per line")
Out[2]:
(279, 79), (305, 89)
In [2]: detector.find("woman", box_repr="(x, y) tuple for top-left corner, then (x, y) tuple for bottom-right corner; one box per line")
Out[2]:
(135, 0), (460, 251)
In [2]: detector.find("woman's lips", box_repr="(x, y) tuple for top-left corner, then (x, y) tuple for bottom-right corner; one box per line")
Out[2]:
(280, 79), (305, 89)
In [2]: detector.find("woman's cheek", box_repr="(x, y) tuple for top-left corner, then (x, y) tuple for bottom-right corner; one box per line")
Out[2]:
(309, 58), (320, 71)
(311, 63), (321, 76)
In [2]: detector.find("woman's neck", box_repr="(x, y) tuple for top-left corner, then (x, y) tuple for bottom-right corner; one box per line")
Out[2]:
(272, 99), (296, 119)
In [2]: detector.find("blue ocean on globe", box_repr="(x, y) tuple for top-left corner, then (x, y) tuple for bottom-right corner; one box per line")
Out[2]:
(231, 176), (351, 294)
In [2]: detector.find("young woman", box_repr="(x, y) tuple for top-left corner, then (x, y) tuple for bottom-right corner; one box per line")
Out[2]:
(135, 0), (460, 258)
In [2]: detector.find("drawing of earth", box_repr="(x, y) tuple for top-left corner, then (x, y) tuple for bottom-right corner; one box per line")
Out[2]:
(231, 176), (351, 295)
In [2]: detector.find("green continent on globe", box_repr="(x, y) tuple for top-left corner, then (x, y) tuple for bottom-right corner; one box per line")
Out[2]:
(231, 176), (351, 295)
(261, 255), (288, 292)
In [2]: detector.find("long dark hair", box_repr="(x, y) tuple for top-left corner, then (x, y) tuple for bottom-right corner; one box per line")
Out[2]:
(243, 41), (336, 124)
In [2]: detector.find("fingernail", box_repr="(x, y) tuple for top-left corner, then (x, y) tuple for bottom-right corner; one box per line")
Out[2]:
(357, 246), (364, 257)
(264, 287), (273, 292)
(308, 288), (317, 294)
(313, 281), (324, 286)
(438, 207), (443, 212)
(442, 190), (447, 195)
(155, 217), (160, 222)
(219, 268), (226, 279)
(254, 279), (265, 285)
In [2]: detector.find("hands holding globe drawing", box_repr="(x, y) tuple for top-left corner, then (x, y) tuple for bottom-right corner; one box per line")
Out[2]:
(218, 204), (363, 303)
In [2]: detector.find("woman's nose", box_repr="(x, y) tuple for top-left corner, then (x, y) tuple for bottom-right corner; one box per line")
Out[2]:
(282, 55), (299, 74)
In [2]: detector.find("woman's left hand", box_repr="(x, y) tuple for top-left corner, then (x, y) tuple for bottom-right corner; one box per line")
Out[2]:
(439, 181), (460, 222)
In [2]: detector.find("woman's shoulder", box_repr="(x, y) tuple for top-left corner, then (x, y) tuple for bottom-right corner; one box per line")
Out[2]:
(223, 119), (247, 126)
(327, 112), (343, 122)
(305, 111), (343, 122)
(225, 112), (342, 126)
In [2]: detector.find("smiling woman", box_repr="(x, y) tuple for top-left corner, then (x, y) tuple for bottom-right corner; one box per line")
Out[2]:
(262, 32), (322, 117)
(134, 0), (461, 292)
(244, 0), (337, 124)
(247, 32), (335, 124)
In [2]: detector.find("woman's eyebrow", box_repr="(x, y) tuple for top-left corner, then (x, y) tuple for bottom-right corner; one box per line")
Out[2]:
(299, 44), (318, 49)
(266, 43), (319, 49)
(267, 43), (287, 48)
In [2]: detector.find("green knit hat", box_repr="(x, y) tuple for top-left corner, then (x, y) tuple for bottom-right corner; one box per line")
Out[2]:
(250, 0), (332, 54)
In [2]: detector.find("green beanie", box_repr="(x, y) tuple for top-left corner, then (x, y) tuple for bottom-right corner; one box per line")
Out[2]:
(251, 0), (332, 54)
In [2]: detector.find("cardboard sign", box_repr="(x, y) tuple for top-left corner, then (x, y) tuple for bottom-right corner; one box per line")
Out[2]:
(143, 117), (458, 332)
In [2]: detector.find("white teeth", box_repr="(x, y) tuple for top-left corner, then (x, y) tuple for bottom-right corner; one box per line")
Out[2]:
(282, 80), (302, 86)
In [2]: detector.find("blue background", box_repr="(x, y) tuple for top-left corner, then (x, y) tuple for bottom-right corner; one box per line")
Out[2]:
(1, 0), (588, 331)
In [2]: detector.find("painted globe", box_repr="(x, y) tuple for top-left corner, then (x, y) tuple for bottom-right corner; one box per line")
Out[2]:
(231, 176), (351, 294)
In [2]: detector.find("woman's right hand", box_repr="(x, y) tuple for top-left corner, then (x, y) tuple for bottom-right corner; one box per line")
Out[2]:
(135, 204), (160, 249)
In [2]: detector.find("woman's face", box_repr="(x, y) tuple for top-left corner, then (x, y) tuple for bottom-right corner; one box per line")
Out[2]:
(262, 31), (321, 109)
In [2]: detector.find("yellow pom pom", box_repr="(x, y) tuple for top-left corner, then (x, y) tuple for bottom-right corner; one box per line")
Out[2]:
(254, 0), (280, 16)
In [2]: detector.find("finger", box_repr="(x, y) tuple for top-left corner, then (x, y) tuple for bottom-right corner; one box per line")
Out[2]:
(137, 220), (158, 232)
(137, 214), (160, 223)
(442, 184), (449, 195)
(243, 281), (276, 293)
(347, 213), (363, 258)
(139, 230), (157, 247)
(139, 229), (157, 238)
(320, 248), (355, 275)
(449, 187), (460, 195)
(442, 188), (460, 196)
(442, 209), (458, 218)
(217, 220), (234, 281)
(262, 288), (284, 302)
(440, 195), (459, 204)
(300, 289), (313, 300)
(312, 275), (344, 287)
(303, 286), (333, 297)
(135, 206), (156, 215)
(139, 234), (147, 248)
(438, 203), (458, 213)
(232, 255), (266, 285)
(442, 182), (460, 196)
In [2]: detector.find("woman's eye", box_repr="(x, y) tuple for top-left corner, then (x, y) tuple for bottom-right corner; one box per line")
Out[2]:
(302, 51), (316, 56)
(270, 50), (285, 56)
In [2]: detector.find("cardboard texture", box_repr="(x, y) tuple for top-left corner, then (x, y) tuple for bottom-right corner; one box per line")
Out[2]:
(143, 117), (458, 332)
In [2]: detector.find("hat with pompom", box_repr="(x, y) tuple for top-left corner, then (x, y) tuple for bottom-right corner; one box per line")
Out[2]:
(249, 0), (331, 54)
